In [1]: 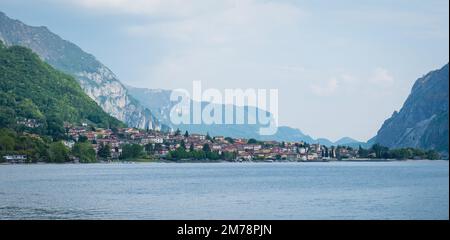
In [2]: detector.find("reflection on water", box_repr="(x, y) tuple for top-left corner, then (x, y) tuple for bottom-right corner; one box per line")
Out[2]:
(0, 161), (448, 220)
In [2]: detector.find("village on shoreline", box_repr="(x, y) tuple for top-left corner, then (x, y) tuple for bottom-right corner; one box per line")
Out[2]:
(1, 123), (444, 164)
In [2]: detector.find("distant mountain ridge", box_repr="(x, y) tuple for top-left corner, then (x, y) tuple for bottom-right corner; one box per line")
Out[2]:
(373, 64), (449, 155)
(0, 11), (166, 131)
(126, 85), (363, 146)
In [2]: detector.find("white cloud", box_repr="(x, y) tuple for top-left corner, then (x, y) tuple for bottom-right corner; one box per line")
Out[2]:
(340, 73), (357, 83)
(274, 65), (306, 73)
(123, 0), (306, 90)
(369, 67), (394, 86)
(59, 0), (245, 17)
(310, 78), (339, 96)
(124, 0), (304, 43)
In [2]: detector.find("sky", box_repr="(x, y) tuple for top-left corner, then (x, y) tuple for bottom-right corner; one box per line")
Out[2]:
(0, 0), (448, 141)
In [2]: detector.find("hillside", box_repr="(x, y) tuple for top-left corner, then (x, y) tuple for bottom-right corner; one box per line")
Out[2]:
(0, 11), (164, 131)
(0, 41), (123, 139)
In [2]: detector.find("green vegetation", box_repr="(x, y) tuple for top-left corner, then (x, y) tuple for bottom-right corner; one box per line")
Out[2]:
(72, 142), (96, 163)
(357, 144), (441, 160)
(166, 148), (228, 161)
(97, 144), (111, 159)
(225, 137), (234, 143)
(120, 144), (144, 160)
(165, 142), (237, 161)
(0, 128), (49, 162)
(0, 42), (123, 139)
(0, 42), (125, 163)
(48, 141), (70, 163)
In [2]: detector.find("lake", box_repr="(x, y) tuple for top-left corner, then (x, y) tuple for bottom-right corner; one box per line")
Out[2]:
(0, 161), (448, 220)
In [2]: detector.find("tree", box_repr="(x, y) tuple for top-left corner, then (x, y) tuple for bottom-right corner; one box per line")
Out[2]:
(322, 146), (329, 157)
(206, 151), (220, 160)
(225, 137), (234, 144)
(121, 144), (144, 160)
(189, 143), (194, 152)
(154, 143), (163, 153)
(0, 132), (15, 151)
(46, 116), (66, 140)
(202, 143), (211, 153)
(98, 144), (111, 159)
(358, 145), (369, 158)
(248, 138), (258, 144)
(184, 131), (189, 138)
(48, 141), (70, 163)
(72, 142), (96, 163)
(145, 143), (155, 154)
(78, 135), (88, 143)
(192, 150), (206, 160)
(206, 132), (212, 141)
(174, 128), (181, 136)
(371, 144), (389, 159)
(180, 140), (186, 150)
(0, 108), (16, 128)
(330, 146), (336, 158)
(426, 150), (440, 160)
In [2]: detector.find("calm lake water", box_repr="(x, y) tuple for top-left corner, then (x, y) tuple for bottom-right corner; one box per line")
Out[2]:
(0, 161), (448, 220)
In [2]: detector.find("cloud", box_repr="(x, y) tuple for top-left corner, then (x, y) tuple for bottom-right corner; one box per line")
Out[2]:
(59, 0), (246, 18)
(124, 0), (304, 42)
(121, 0), (306, 90)
(369, 67), (394, 86)
(310, 68), (394, 97)
(310, 78), (339, 96)
(274, 65), (306, 73)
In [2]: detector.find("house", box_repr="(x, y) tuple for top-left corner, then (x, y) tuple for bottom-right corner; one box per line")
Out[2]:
(190, 134), (206, 141)
(286, 153), (300, 160)
(234, 138), (246, 144)
(2, 155), (27, 163)
(111, 147), (122, 159)
(211, 144), (222, 150)
(141, 136), (164, 145)
(97, 138), (120, 148)
(63, 140), (75, 149)
(237, 152), (252, 161)
(307, 152), (319, 160)
(16, 118), (42, 128)
(242, 144), (262, 151)
(298, 147), (307, 154)
(263, 141), (278, 146)
(84, 132), (97, 141)
(214, 136), (226, 142)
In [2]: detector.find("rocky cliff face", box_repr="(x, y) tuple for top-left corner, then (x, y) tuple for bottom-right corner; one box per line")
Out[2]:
(0, 12), (163, 130)
(374, 64), (449, 154)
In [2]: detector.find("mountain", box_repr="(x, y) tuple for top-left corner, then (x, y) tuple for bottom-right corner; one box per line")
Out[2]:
(315, 138), (334, 146)
(0, 11), (165, 130)
(333, 137), (370, 148)
(0, 41), (123, 137)
(126, 85), (362, 145)
(373, 64), (449, 155)
(335, 137), (359, 145)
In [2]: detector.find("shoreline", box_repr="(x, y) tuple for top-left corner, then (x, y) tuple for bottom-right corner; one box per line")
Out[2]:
(1, 159), (448, 165)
